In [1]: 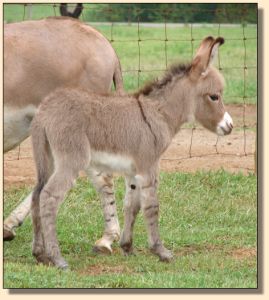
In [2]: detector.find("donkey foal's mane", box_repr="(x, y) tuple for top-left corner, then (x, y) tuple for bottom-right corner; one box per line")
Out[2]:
(134, 63), (192, 98)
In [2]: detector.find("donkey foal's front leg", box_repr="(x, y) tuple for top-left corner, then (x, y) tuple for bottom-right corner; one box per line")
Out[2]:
(140, 176), (173, 262)
(120, 176), (140, 255)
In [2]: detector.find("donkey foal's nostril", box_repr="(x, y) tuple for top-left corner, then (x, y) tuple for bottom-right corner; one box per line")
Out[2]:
(216, 112), (233, 136)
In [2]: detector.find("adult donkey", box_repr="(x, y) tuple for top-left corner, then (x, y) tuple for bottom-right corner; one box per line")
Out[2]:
(4, 16), (123, 253)
(30, 36), (233, 269)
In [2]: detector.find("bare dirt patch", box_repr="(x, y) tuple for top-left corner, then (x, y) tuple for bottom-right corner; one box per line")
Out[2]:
(231, 247), (257, 260)
(175, 244), (257, 261)
(4, 104), (256, 189)
(80, 264), (133, 276)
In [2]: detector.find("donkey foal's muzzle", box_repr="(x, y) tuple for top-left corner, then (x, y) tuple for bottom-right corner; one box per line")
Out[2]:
(216, 112), (233, 136)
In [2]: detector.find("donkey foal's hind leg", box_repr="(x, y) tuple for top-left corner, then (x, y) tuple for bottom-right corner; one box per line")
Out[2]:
(31, 145), (54, 264)
(87, 169), (120, 254)
(39, 166), (79, 269)
(32, 190), (50, 265)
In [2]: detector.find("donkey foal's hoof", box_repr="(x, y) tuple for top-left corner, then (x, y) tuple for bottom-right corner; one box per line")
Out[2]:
(52, 258), (69, 270)
(92, 244), (112, 255)
(92, 239), (113, 255)
(57, 262), (69, 270)
(120, 242), (135, 256)
(159, 250), (173, 262)
(122, 248), (135, 257)
(150, 245), (173, 262)
(34, 254), (51, 266)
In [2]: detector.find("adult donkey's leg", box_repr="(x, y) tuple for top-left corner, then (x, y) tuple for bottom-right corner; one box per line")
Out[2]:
(4, 138), (53, 242)
(4, 193), (32, 241)
(87, 168), (120, 254)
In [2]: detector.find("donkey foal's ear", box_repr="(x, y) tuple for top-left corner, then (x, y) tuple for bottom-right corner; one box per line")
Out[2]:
(191, 36), (225, 79)
(208, 37), (225, 67)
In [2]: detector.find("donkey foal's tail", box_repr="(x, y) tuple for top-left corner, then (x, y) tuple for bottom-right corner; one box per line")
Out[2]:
(31, 118), (51, 202)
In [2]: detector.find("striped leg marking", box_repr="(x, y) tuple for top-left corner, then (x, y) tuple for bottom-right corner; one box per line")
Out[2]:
(140, 174), (173, 262)
(87, 169), (120, 254)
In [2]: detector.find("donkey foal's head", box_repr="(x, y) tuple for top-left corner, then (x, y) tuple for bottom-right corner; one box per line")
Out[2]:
(186, 36), (233, 136)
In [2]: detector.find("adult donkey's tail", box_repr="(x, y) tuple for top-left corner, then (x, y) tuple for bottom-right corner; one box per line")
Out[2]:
(113, 57), (125, 96)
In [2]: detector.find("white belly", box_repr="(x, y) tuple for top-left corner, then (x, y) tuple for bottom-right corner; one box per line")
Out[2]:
(4, 105), (36, 152)
(90, 151), (136, 175)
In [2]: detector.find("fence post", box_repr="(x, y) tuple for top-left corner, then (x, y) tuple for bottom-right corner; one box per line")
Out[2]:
(254, 128), (257, 174)
(26, 4), (32, 20)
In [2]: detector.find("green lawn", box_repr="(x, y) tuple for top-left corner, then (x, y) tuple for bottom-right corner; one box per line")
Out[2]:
(4, 171), (257, 288)
(4, 4), (257, 104)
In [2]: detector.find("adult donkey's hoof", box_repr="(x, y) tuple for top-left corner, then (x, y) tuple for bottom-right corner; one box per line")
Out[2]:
(92, 239), (112, 255)
(3, 227), (16, 241)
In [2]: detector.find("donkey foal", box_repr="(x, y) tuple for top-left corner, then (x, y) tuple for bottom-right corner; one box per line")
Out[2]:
(4, 16), (124, 248)
(31, 36), (233, 269)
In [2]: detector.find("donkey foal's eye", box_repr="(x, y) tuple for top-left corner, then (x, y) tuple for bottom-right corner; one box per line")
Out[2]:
(209, 94), (219, 101)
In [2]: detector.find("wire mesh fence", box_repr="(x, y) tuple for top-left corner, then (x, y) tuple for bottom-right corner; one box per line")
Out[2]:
(3, 3), (257, 177)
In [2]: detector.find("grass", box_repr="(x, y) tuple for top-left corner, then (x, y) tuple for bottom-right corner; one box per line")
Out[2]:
(98, 24), (257, 105)
(4, 171), (257, 288)
(4, 4), (257, 104)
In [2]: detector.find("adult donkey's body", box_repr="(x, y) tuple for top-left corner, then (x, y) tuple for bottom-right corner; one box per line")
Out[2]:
(4, 17), (123, 152)
(4, 17), (123, 251)
(30, 37), (233, 269)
